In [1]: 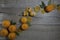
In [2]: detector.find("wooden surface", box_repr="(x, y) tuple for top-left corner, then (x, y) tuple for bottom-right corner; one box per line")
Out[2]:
(0, 0), (60, 40)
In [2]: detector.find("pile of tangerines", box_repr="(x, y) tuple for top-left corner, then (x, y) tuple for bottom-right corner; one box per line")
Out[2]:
(1, 20), (17, 40)
(0, 7), (35, 40)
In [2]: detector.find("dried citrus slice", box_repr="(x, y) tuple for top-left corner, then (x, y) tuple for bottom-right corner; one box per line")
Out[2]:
(34, 6), (40, 12)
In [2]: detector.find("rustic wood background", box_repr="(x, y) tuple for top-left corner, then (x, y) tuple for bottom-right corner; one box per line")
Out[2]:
(0, 0), (60, 40)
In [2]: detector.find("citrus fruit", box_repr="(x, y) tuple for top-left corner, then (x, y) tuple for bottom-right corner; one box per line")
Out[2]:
(23, 11), (29, 16)
(29, 11), (36, 17)
(28, 8), (32, 12)
(0, 29), (8, 37)
(25, 7), (32, 12)
(8, 25), (17, 32)
(44, 4), (55, 12)
(2, 20), (10, 28)
(8, 33), (16, 40)
(21, 17), (27, 23)
(21, 24), (29, 30)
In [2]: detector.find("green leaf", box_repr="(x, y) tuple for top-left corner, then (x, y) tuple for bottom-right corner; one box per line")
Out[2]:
(27, 22), (31, 26)
(57, 4), (60, 7)
(41, 1), (46, 8)
(15, 32), (20, 36)
(10, 20), (16, 25)
(48, 0), (51, 5)
(40, 5), (44, 8)
(12, 22), (16, 25)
